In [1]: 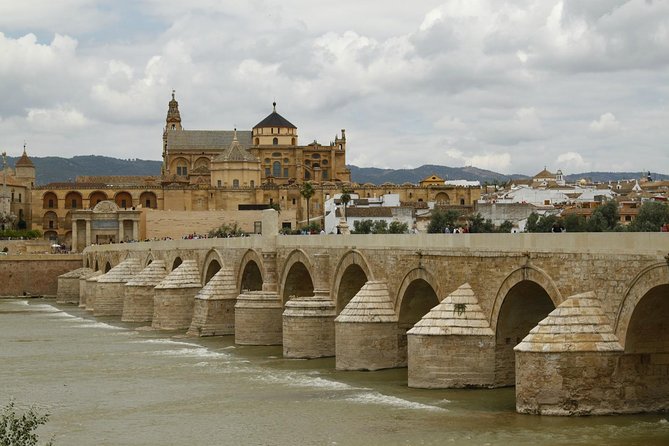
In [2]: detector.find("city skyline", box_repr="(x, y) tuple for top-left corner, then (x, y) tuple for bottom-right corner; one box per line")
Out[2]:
(1, 0), (668, 176)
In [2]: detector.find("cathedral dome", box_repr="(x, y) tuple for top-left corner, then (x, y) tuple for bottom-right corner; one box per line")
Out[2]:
(253, 102), (296, 130)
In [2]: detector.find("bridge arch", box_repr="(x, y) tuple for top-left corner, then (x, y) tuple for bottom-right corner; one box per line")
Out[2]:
(144, 253), (154, 267)
(616, 262), (669, 348)
(171, 256), (183, 271)
(395, 268), (440, 366)
(332, 250), (374, 313)
(491, 265), (562, 387)
(279, 249), (315, 304)
(237, 249), (264, 293)
(202, 248), (224, 285)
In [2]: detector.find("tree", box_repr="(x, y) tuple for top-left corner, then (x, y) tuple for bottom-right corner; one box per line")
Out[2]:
(427, 209), (460, 233)
(300, 182), (315, 227)
(562, 214), (585, 232)
(596, 200), (620, 230)
(371, 220), (388, 234)
(628, 201), (669, 232)
(388, 221), (409, 234)
(0, 400), (53, 446)
(497, 220), (514, 233)
(526, 212), (540, 232)
(585, 212), (608, 232)
(352, 219), (373, 234)
(340, 189), (351, 220)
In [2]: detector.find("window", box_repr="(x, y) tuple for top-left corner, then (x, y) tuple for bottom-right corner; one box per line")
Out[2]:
(217, 180), (222, 187)
(322, 159), (328, 165)
(177, 165), (187, 176)
(121, 199), (127, 208)
(48, 199), (54, 208)
(145, 199), (151, 207)
(273, 161), (281, 177)
(291, 137), (296, 145)
(272, 152), (281, 157)
(272, 137), (278, 145)
(460, 198), (465, 205)
(250, 180), (254, 188)
(233, 179), (240, 188)
(312, 154), (321, 159)
(18, 194), (21, 203)
(171, 124), (176, 130)
(292, 198), (296, 205)
(283, 158), (290, 163)
(283, 168), (289, 177)
(11, 192), (14, 201)
(49, 220), (54, 229)
(255, 138), (259, 145)
(265, 158), (271, 163)
(265, 168), (270, 177)
(71, 199), (77, 208)
(322, 170), (328, 180)
(304, 171), (310, 180)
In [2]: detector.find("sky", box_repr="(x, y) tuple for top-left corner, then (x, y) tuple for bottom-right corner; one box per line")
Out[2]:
(0, 0), (667, 176)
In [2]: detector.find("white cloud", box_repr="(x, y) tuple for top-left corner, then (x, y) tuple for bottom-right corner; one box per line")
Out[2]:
(0, 1), (667, 176)
(556, 151), (589, 172)
(589, 112), (620, 133)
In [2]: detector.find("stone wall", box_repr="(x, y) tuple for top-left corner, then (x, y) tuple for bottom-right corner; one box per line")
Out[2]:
(0, 255), (82, 297)
(142, 208), (297, 240)
(0, 239), (52, 255)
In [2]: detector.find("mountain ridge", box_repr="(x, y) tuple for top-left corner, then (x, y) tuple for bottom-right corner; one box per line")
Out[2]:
(5, 155), (667, 186)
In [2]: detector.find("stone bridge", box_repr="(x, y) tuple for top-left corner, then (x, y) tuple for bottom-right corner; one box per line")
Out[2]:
(58, 211), (669, 416)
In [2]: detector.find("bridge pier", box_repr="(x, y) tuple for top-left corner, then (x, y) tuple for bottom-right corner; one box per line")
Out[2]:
(515, 292), (625, 415)
(283, 292), (336, 358)
(408, 283), (495, 388)
(57, 267), (93, 304)
(235, 291), (283, 345)
(94, 259), (142, 317)
(282, 253), (335, 359)
(152, 260), (202, 330)
(122, 260), (167, 322)
(188, 267), (237, 336)
(335, 281), (401, 370)
(82, 272), (102, 311)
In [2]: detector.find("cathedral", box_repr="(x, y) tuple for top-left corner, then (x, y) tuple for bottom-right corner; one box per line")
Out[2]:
(14, 92), (479, 249)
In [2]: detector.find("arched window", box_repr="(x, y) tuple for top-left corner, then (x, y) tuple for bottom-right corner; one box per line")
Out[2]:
(291, 137), (296, 145)
(255, 138), (260, 145)
(250, 180), (255, 188)
(273, 161), (281, 177)
(272, 137), (278, 145)
(176, 159), (188, 176)
(233, 179), (240, 188)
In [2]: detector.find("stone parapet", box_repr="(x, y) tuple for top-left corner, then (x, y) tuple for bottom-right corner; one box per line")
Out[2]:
(122, 260), (167, 322)
(335, 281), (400, 370)
(152, 260), (201, 330)
(282, 292), (336, 359)
(408, 283), (495, 388)
(188, 267), (237, 336)
(235, 291), (283, 345)
(57, 267), (93, 304)
(94, 258), (142, 317)
(515, 292), (625, 415)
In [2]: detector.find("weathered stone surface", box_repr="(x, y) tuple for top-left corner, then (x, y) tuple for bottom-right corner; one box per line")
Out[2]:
(408, 283), (495, 388)
(515, 292), (626, 415)
(94, 258), (142, 317)
(235, 291), (283, 345)
(152, 260), (201, 330)
(335, 281), (401, 370)
(282, 292), (336, 359)
(83, 272), (103, 311)
(122, 260), (167, 322)
(0, 255), (82, 298)
(188, 267), (237, 336)
(57, 267), (93, 304)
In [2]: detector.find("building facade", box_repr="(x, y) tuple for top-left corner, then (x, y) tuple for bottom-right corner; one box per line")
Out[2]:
(23, 93), (480, 247)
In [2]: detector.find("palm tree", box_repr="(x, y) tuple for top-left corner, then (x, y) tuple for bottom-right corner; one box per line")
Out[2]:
(340, 189), (351, 221)
(300, 181), (315, 228)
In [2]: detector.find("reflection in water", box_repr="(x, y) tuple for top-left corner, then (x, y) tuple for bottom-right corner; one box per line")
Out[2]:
(0, 298), (668, 446)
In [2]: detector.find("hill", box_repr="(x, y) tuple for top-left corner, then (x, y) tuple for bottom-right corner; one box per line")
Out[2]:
(5, 155), (667, 186)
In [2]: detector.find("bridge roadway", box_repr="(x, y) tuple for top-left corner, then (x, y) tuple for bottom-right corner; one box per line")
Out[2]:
(62, 211), (668, 416)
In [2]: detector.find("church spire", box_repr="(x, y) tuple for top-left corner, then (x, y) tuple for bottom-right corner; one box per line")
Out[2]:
(166, 89), (182, 131)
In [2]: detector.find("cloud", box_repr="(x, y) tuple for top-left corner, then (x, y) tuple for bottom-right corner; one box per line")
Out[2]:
(556, 151), (590, 172)
(445, 148), (512, 172)
(589, 112), (620, 132)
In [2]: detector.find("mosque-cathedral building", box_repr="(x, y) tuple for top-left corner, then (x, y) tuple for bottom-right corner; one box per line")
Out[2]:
(2, 93), (480, 250)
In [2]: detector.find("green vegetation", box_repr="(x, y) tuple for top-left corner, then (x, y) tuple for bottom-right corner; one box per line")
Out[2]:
(526, 201), (669, 233)
(0, 229), (42, 240)
(299, 181), (315, 227)
(0, 401), (53, 446)
(280, 221), (322, 235)
(208, 222), (246, 238)
(339, 188), (351, 220)
(427, 209), (513, 233)
(427, 209), (461, 233)
(352, 220), (409, 234)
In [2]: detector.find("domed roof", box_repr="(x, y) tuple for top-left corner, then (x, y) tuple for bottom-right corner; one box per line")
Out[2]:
(253, 102), (296, 129)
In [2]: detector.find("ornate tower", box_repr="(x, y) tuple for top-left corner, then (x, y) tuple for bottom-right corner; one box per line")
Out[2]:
(162, 90), (182, 175)
(14, 143), (36, 187)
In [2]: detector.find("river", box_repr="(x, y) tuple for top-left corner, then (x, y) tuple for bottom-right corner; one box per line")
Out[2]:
(1, 298), (667, 445)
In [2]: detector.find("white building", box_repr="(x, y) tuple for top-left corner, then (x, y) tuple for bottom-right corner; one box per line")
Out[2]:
(324, 193), (413, 234)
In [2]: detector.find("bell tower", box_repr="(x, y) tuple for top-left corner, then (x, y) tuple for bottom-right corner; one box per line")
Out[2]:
(162, 90), (182, 175)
